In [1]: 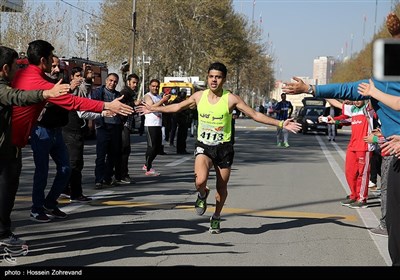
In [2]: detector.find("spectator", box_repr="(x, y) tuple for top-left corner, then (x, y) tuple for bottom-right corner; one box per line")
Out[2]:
(115, 73), (140, 184)
(62, 65), (104, 202)
(0, 45), (69, 245)
(91, 73), (124, 189)
(274, 93), (293, 148)
(142, 79), (170, 176)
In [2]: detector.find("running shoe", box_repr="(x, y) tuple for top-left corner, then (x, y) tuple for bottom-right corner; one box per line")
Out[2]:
(142, 165), (147, 171)
(209, 216), (221, 234)
(145, 168), (160, 176)
(369, 225), (388, 237)
(116, 178), (131, 185)
(70, 195), (92, 202)
(30, 211), (51, 223)
(195, 186), (210, 216)
(0, 233), (27, 246)
(0, 233), (26, 247)
(282, 142), (290, 148)
(44, 207), (67, 219)
(59, 192), (71, 199)
(348, 200), (368, 209)
(340, 198), (355, 206)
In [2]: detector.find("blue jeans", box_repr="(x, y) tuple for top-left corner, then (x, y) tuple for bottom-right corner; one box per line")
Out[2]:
(30, 126), (71, 213)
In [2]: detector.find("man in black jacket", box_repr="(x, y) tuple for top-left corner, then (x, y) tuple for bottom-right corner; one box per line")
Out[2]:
(115, 73), (140, 184)
(62, 66), (106, 202)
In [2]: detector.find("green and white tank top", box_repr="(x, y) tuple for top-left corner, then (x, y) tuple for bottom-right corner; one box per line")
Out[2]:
(197, 89), (232, 145)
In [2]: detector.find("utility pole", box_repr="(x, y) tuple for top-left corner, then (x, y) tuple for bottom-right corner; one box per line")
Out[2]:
(129, 0), (137, 74)
(362, 15), (366, 47)
(350, 33), (354, 59)
(374, 0), (378, 36)
(252, 0), (255, 24)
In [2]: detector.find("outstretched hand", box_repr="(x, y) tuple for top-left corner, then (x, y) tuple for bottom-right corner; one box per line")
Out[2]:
(281, 77), (308, 94)
(283, 118), (302, 133)
(106, 95), (134, 116)
(135, 101), (152, 115)
(357, 79), (374, 97)
(45, 79), (70, 99)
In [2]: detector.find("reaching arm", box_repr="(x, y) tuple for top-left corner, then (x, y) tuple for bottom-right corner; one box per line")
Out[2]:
(103, 96), (134, 116)
(282, 77), (314, 95)
(138, 93), (198, 114)
(325, 98), (343, 109)
(233, 94), (301, 133)
(358, 79), (400, 110)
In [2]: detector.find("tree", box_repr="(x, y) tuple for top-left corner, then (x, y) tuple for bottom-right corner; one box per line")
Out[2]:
(95, 0), (274, 99)
(332, 3), (400, 83)
(1, 1), (72, 56)
(1, 0), (275, 99)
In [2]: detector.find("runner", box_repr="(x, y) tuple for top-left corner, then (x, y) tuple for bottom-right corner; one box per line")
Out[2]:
(137, 62), (301, 234)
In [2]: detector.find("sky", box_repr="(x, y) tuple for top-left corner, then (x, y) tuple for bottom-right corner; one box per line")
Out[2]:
(232, 0), (396, 81)
(43, 0), (396, 82)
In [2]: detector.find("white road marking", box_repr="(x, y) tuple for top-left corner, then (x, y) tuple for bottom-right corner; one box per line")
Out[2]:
(316, 135), (391, 266)
(165, 156), (192, 167)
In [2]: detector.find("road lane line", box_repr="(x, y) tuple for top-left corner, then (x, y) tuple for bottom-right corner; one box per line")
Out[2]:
(316, 135), (391, 265)
(165, 156), (192, 166)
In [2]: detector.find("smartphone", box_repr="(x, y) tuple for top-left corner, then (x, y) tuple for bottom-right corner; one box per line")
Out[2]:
(320, 116), (329, 123)
(373, 38), (400, 81)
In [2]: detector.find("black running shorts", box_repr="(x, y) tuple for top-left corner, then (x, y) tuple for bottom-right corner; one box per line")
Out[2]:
(194, 141), (234, 168)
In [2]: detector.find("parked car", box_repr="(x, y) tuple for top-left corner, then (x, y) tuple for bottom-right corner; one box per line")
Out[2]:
(296, 97), (328, 135)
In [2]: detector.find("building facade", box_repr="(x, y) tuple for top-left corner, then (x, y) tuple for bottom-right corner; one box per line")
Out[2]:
(313, 56), (337, 85)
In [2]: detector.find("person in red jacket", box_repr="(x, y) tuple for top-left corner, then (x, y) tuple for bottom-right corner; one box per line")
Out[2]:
(0, 45), (70, 247)
(11, 40), (134, 222)
(325, 99), (375, 208)
(12, 40), (133, 148)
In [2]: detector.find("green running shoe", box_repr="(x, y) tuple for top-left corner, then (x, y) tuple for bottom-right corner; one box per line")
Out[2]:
(209, 216), (221, 234)
(195, 186), (210, 216)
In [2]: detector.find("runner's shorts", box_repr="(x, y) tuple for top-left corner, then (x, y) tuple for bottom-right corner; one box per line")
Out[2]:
(194, 141), (234, 168)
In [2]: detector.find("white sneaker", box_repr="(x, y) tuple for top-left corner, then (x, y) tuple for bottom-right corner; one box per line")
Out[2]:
(368, 181), (376, 188)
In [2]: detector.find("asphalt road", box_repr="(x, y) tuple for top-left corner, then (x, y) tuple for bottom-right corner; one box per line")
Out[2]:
(0, 118), (391, 275)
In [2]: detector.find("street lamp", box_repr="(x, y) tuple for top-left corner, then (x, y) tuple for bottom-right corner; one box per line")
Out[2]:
(251, 91), (256, 109)
(75, 24), (94, 60)
(90, 32), (98, 60)
(84, 24), (90, 60)
(137, 51), (152, 99)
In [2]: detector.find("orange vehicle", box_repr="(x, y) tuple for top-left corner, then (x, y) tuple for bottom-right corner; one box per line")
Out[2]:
(159, 81), (194, 102)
